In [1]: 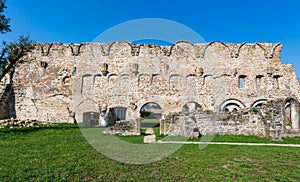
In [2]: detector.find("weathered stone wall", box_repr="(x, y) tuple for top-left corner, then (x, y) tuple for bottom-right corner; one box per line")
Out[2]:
(5, 43), (75, 122)
(162, 100), (289, 139)
(1, 41), (300, 137)
(161, 111), (267, 138)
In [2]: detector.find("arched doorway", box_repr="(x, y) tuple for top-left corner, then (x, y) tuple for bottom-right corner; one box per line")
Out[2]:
(284, 98), (300, 130)
(139, 102), (162, 128)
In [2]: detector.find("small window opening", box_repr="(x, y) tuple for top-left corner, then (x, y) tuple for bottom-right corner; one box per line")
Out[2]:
(256, 75), (264, 89)
(239, 75), (246, 88)
(273, 75), (280, 89)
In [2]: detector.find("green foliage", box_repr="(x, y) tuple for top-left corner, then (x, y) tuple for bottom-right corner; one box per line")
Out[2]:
(251, 108), (259, 114)
(265, 111), (272, 117)
(0, 0), (11, 34)
(0, 35), (34, 81)
(183, 104), (189, 110)
(0, 0), (33, 81)
(7, 35), (34, 60)
(140, 111), (151, 118)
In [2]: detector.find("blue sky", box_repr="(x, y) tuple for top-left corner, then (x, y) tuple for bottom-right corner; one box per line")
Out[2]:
(2, 0), (300, 76)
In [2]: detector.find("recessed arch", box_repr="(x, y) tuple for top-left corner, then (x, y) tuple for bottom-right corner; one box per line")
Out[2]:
(81, 74), (93, 96)
(152, 74), (162, 87)
(76, 98), (99, 126)
(108, 74), (118, 85)
(169, 74), (184, 90)
(201, 42), (230, 58)
(251, 99), (268, 108)
(186, 74), (197, 88)
(169, 41), (195, 59)
(272, 43), (282, 55)
(284, 98), (300, 130)
(255, 43), (266, 51)
(220, 99), (245, 112)
(40, 43), (53, 56)
(170, 40), (194, 54)
(231, 42), (246, 58)
(68, 43), (84, 56)
(108, 41), (133, 56)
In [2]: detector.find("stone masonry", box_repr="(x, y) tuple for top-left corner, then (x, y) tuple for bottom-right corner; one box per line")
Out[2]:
(1, 41), (300, 138)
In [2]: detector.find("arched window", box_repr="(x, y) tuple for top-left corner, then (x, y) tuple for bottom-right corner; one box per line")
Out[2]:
(182, 101), (201, 112)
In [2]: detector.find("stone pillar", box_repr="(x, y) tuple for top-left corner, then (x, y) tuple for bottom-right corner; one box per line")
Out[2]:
(160, 117), (165, 135)
(136, 118), (141, 135)
(99, 104), (109, 127)
(291, 102), (300, 130)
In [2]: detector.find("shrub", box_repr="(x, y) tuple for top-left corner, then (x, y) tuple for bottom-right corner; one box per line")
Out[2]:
(251, 108), (259, 114)
(140, 111), (151, 118)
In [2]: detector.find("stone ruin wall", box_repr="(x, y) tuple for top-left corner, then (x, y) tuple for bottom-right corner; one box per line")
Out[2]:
(162, 100), (289, 139)
(1, 41), (300, 137)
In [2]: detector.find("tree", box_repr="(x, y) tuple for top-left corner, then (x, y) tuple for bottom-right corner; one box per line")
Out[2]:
(0, 0), (10, 34)
(0, 35), (34, 81)
(0, 0), (33, 82)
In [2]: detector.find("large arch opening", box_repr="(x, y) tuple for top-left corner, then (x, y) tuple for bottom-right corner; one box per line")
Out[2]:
(284, 98), (300, 130)
(139, 102), (162, 128)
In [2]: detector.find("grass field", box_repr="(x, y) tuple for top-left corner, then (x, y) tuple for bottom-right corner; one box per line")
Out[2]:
(0, 124), (300, 181)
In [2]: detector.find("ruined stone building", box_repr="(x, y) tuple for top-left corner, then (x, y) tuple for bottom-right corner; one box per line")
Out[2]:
(1, 41), (300, 138)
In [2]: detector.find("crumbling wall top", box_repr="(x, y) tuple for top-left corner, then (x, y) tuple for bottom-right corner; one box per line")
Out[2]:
(33, 41), (282, 61)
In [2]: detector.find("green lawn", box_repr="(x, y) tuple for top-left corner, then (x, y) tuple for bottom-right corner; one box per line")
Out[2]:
(192, 134), (300, 144)
(0, 124), (300, 181)
(141, 118), (160, 128)
(141, 118), (160, 123)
